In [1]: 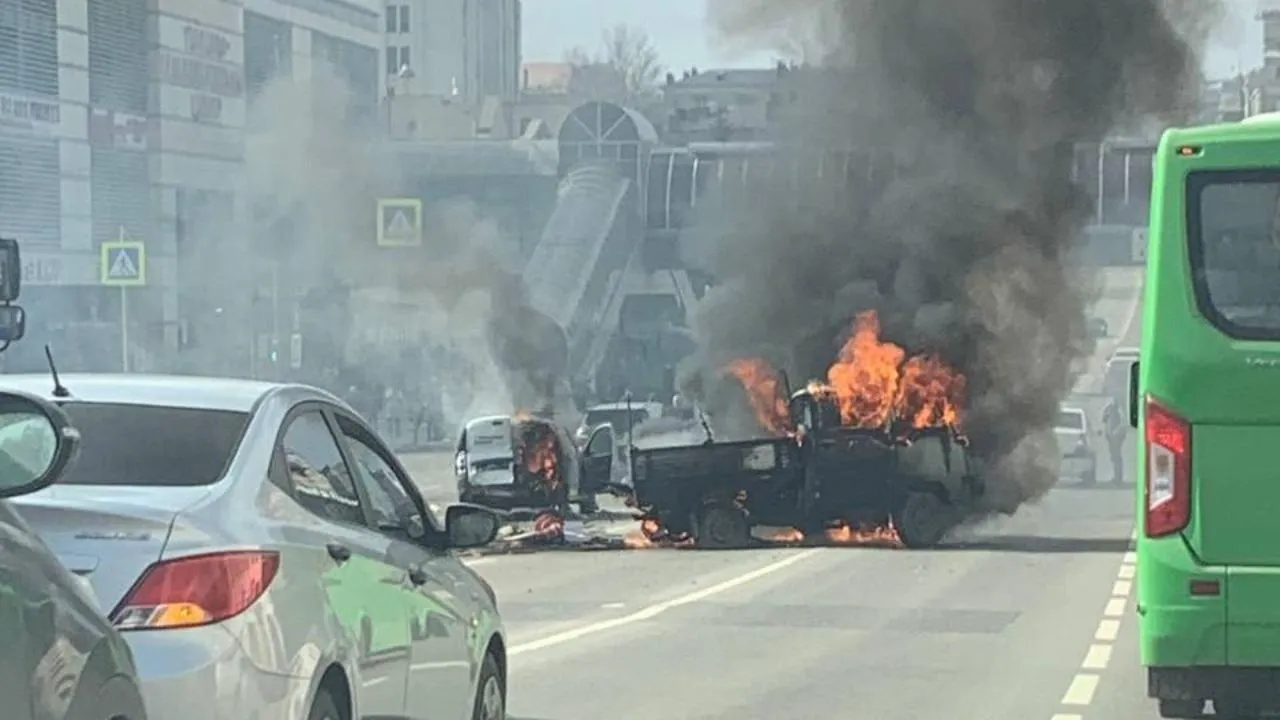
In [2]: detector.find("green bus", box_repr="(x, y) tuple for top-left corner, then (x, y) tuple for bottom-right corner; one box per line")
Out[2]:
(1137, 115), (1280, 719)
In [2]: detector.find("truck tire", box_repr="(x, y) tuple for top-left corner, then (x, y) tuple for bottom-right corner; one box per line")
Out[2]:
(893, 491), (953, 549)
(696, 504), (751, 549)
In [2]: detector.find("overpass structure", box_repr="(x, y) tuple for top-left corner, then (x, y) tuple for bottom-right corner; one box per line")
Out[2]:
(385, 105), (1158, 402)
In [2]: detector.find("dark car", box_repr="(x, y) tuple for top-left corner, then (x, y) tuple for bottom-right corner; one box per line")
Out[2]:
(0, 389), (148, 720)
(1087, 317), (1109, 339)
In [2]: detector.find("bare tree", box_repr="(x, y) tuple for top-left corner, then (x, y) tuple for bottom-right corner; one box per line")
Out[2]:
(565, 24), (664, 106)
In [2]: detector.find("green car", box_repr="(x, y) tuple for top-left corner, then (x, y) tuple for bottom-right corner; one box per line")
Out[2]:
(1137, 117), (1280, 718)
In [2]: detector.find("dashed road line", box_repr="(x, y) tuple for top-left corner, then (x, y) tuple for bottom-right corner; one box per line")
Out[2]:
(1062, 674), (1101, 705)
(1095, 619), (1120, 642)
(1048, 532), (1137, 718)
(1081, 644), (1113, 670)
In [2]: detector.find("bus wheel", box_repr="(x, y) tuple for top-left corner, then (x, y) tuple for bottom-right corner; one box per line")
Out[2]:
(1157, 698), (1205, 718)
(893, 491), (953, 549)
(696, 504), (750, 549)
(1211, 698), (1263, 719)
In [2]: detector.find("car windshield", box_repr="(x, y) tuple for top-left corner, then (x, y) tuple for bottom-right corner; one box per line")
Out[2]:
(585, 409), (649, 432)
(1056, 411), (1084, 430)
(55, 403), (250, 486)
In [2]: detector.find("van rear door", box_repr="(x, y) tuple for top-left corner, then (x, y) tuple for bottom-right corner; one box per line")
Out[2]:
(1176, 168), (1280, 568)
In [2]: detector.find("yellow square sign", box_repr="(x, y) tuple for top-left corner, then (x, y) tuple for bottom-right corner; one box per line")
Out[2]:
(377, 198), (422, 247)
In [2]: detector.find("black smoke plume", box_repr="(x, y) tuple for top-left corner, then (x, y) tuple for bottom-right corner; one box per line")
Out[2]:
(689, 0), (1220, 513)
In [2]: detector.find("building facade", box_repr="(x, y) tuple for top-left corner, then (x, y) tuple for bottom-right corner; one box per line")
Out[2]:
(383, 0), (520, 100)
(0, 0), (380, 371)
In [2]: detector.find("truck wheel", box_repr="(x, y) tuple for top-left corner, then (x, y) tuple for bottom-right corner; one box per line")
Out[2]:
(696, 504), (751, 549)
(893, 492), (953, 549)
(1157, 698), (1205, 718)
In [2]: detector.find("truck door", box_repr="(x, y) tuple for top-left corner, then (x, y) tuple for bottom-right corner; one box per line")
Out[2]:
(581, 425), (615, 492)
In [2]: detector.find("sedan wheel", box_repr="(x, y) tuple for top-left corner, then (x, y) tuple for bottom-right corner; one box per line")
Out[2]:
(480, 675), (504, 720)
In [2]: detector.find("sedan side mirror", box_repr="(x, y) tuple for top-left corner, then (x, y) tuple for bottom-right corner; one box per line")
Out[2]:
(445, 504), (500, 548)
(0, 390), (80, 498)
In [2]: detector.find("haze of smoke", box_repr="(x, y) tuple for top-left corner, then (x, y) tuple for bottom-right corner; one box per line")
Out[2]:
(691, 0), (1219, 514)
(177, 62), (554, 430)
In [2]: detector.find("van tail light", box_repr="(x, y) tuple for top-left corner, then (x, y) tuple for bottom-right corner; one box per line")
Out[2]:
(1144, 399), (1191, 538)
(110, 551), (279, 631)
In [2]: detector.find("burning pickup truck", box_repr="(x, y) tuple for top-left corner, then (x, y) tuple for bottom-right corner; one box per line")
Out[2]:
(588, 311), (982, 549)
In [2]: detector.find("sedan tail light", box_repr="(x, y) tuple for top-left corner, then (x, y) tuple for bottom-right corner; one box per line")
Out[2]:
(110, 551), (279, 630)
(1144, 398), (1191, 538)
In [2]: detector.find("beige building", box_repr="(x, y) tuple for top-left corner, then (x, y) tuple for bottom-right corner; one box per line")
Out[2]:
(382, 0), (520, 101)
(660, 66), (785, 143)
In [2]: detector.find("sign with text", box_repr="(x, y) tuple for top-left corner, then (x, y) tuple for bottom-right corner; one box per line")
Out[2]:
(156, 24), (243, 123)
(87, 108), (148, 150)
(0, 92), (60, 132)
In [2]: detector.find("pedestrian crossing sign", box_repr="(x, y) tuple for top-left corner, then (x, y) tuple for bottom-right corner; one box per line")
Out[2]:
(100, 240), (146, 286)
(376, 198), (422, 247)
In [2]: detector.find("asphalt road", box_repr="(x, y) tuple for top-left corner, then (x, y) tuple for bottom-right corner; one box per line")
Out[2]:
(394, 264), (1155, 720)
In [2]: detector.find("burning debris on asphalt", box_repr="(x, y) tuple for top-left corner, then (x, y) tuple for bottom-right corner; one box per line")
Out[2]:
(473, 510), (911, 554)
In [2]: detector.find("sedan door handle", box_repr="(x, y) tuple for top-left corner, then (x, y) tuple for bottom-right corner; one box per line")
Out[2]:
(407, 567), (428, 586)
(326, 542), (352, 563)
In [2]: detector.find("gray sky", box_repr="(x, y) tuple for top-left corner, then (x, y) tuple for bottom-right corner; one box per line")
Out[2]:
(521, 0), (1264, 80)
(520, 0), (775, 72)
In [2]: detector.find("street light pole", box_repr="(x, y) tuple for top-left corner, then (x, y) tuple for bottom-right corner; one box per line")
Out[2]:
(385, 63), (415, 137)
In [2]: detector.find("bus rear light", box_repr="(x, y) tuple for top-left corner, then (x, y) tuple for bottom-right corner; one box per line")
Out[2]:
(1145, 398), (1191, 538)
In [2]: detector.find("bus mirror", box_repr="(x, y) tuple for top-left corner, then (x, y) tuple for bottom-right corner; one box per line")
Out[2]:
(0, 238), (20, 303)
(1128, 360), (1140, 429)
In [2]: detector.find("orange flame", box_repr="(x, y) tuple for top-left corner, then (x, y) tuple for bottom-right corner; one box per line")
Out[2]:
(515, 422), (561, 492)
(824, 521), (902, 548)
(623, 517), (694, 549)
(825, 311), (906, 428)
(725, 310), (965, 436)
(724, 358), (793, 435)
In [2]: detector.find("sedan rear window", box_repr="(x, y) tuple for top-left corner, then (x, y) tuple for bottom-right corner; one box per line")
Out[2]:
(1056, 411), (1084, 430)
(1187, 170), (1280, 339)
(55, 404), (250, 486)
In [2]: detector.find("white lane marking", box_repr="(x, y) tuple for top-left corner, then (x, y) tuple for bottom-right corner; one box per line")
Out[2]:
(601, 602), (625, 609)
(1061, 674), (1100, 705)
(464, 557), (497, 567)
(1081, 643), (1113, 670)
(1051, 544), (1136, 717)
(1096, 618), (1121, 641)
(1104, 596), (1127, 617)
(509, 548), (823, 656)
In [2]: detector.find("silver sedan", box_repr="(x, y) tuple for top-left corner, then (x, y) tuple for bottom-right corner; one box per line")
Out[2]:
(1, 374), (507, 720)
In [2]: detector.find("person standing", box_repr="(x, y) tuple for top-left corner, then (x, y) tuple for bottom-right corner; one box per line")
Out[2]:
(1102, 398), (1127, 484)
